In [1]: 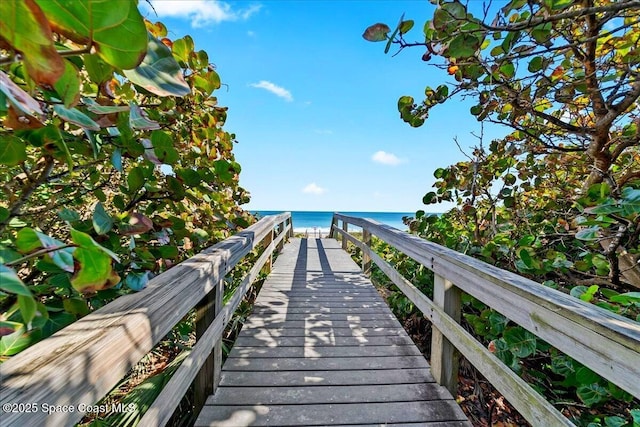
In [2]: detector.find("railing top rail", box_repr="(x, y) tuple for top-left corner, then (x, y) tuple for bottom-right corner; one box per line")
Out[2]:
(0, 213), (291, 425)
(333, 213), (640, 346)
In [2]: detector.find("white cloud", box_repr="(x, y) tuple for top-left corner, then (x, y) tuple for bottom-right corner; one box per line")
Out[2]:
(247, 30), (256, 37)
(372, 150), (404, 166)
(302, 183), (327, 195)
(143, 1), (261, 28)
(250, 80), (293, 102)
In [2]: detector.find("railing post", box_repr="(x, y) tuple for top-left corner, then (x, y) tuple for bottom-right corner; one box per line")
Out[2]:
(262, 228), (274, 274)
(430, 273), (461, 396)
(341, 220), (348, 250)
(276, 222), (285, 251)
(212, 277), (224, 391)
(362, 229), (372, 275)
(330, 216), (338, 238)
(193, 283), (216, 412)
(287, 217), (294, 238)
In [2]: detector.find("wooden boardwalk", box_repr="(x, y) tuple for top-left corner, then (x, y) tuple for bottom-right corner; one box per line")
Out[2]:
(195, 238), (470, 426)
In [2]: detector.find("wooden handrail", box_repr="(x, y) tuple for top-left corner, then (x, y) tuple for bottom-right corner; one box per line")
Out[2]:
(0, 213), (292, 426)
(332, 212), (640, 427)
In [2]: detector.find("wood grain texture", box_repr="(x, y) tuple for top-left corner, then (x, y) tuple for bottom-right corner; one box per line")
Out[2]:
(196, 238), (468, 427)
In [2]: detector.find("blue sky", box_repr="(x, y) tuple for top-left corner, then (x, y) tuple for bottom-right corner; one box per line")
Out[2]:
(140, 0), (507, 213)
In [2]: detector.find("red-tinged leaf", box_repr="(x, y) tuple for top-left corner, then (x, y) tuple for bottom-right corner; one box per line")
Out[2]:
(0, 0), (64, 86)
(363, 23), (390, 42)
(0, 72), (44, 117)
(122, 213), (154, 235)
(4, 106), (45, 131)
(551, 65), (564, 81)
(145, 20), (167, 38)
(71, 247), (120, 294)
(36, 0), (148, 70)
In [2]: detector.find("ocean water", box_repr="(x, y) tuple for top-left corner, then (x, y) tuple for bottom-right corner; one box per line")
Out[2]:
(253, 210), (417, 234)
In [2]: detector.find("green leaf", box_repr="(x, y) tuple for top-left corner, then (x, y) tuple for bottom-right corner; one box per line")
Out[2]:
(63, 297), (90, 316)
(576, 366), (601, 384)
(125, 271), (150, 291)
(193, 70), (221, 96)
(610, 292), (640, 305)
(42, 312), (75, 337)
(548, 0), (573, 10)
(93, 202), (114, 235)
(36, 0), (147, 69)
(54, 59), (81, 108)
(18, 294), (37, 326)
(0, 244), (21, 264)
(153, 245), (179, 259)
(172, 35), (194, 64)
(576, 226), (600, 241)
(58, 208), (80, 222)
(577, 383), (609, 407)
(503, 327), (537, 358)
(528, 56), (544, 73)
(0, 326), (41, 356)
(112, 148), (123, 172)
(630, 409), (640, 426)
(83, 54), (113, 84)
(151, 130), (179, 164)
(123, 35), (191, 97)
(362, 23), (390, 42)
(399, 20), (414, 35)
(531, 22), (552, 44)
(518, 248), (535, 268)
(0, 265), (33, 297)
(0, 135), (28, 166)
(70, 228), (120, 262)
(16, 228), (74, 272)
(16, 227), (42, 253)
(128, 166), (145, 193)
(176, 168), (201, 187)
(83, 97), (129, 114)
(0, 206), (9, 223)
(448, 34), (481, 58)
(53, 105), (100, 130)
(604, 416), (627, 427)
(0, 0), (65, 85)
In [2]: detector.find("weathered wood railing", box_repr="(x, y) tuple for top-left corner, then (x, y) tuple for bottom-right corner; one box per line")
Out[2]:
(331, 213), (640, 427)
(0, 213), (293, 426)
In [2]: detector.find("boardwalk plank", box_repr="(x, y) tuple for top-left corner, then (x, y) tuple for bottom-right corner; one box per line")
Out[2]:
(195, 238), (469, 427)
(219, 368), (436, 387)
(228, 344), (422, 358)
(197, 401), (467, 426)
(206, 384), (453, 405)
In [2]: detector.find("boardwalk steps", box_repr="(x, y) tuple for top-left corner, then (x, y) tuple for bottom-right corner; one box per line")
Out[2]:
(195, 238), (469, 426)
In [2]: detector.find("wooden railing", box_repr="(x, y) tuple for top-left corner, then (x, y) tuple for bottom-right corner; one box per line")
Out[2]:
(331, 213), (640, 427)
(0, 213), (293, 426)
